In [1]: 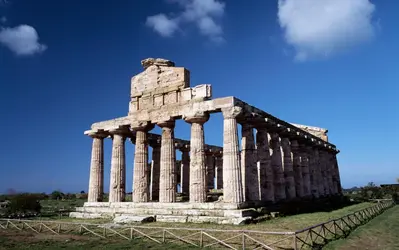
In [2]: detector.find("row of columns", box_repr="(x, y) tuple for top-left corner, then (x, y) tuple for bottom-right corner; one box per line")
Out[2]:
(87, 107), (341, 204)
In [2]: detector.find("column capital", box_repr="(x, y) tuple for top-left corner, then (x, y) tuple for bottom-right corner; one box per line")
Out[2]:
(131, 121), (154, 132)
(87, 131), (108, 139)
(221, 106), (243, 119)
(184, 112), (209, 124)
(109, 126), (131, 137)
(157, 119), (175, 128)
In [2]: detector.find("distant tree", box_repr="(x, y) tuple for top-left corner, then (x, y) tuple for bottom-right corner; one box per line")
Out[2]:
(50, 190), (64, 200)
(6, 193), (41, 216)
(80, 190), (85, 194)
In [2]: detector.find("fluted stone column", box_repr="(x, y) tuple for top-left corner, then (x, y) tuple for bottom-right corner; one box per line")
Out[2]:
(307, 146), (319, 198)
(270, 133), (286, 201)
(299, 144), (311, 197)
(319, 150), (330, 196)
(109, 130), (127, 202)
(241, 123), (259, 201)
(222, 107), (244, 204)
(291, 140), (304, 198)
(132, 125), (153, 203)
(328, 152), (338, 194)
(281, 137), (296, 200)
(180, 147), (190, 194)
(326, 152), (335, 195)
(185, 114), (208, 203)
(313, 148), (324, 196)
(332, 153), (342, 194)
(158, 120), (177, 203)
(150, 142), (161, 201)
(206, 154), (215, 190)
(256, 127), (274, 202)
(215, 156), (223, 189)
(87, 132), (107, 202)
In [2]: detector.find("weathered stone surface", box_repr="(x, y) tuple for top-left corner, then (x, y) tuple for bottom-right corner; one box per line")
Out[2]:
(206, 154), (215, 190)
(291, 123), (328, 142)
(270, 133), (286, 201)
(281, 137), (296, 200)
(299, 144), (311, 197)
(215, 156), (223, 189)
(113, 215), (155, 223)
(132, 125), (152, 203)
(180, 147), (190, 194)
(241, 123), (258, 201)
(141, 58), (175, 69)
(109, 131), (127, 202)
(150, 142), (161, 201)
(158, 120), (176, 203)
(185, 114), (208, 203)
(222, 107), (244, 204)
(256, 127), (274, 202)
(291, 140), (304, 198)
(87, 132), (107, 202)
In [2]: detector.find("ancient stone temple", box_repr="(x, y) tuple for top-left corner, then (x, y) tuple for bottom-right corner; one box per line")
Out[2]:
(70, 58), (342, 224)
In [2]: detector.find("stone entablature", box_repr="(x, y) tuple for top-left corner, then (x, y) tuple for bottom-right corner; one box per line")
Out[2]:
(72, 58), (343, 224)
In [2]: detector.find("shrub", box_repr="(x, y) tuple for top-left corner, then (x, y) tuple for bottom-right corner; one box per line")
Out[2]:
(6, 193), (41, 216)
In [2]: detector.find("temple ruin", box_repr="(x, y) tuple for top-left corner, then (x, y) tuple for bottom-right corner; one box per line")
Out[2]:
(70, 58), (342, 224)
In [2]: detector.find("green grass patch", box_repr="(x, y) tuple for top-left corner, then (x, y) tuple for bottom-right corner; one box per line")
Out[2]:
(324, 205), (399, 250)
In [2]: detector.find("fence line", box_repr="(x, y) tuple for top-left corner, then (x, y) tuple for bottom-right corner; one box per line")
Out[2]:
(0, 200), (395, 249)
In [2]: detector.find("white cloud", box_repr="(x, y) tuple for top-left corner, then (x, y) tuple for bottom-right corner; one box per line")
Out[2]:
(146, 14), (179, 37)
(278, 0), (376, 61)
(0, 24), (47, 56)
(146, 0), (225, 42)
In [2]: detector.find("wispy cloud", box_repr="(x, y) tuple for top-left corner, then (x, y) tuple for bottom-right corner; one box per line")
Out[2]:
(278, 0), (376, 61)
(0, 16), (6, 23)
(0, 25), (47, 56)
(146, 0), (225, 43)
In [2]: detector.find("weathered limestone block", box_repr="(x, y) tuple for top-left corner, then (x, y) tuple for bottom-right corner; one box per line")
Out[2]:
(299, 144), (311, 197)
(256, 127), (274, 203)
(113, 215), (155, 224)
(270, 133), (286, 201)
(206, 154), (215, 190)
(109, 129), (127, 202)
(291, 123), (329, 142)
(150, 142), (161, 201)
(132, 124), (153, 203)
(281, 137), (296, 200)
(222, 107), (244, 204)
(291, 140), (304, 198)
(241, 123), (259, 201)
(185, 114), (209, 203)
(87, 132), (107, 202)
(180, 147), (190, 194)
(158, 120), (177, 203)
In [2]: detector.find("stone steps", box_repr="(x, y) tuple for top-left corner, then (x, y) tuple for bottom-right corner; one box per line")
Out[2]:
(75, 206), (256, 218)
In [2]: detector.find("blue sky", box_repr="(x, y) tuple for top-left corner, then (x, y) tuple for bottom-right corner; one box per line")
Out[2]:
(0, 0), (398, 194)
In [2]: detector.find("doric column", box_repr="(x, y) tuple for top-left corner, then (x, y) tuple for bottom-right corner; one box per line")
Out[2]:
(109, 129), (127, 202)
(256, 127), (274, 203)
(291, 140), (304, 198)
(215, 156), (223, 189)
(87, 132), (107, 202)
(312, 148), (324, 196)
(158, 120), (177, 203)
(150, 140), (161, 201)
(319, 150), (330, 196)
(185, 114), (209, 203)
(221, 107), (244, 204)
(270, 133), (286, 201)
(299, 144), (311, 197)
(206, 153), (215, 190)
(306, 146), (319, 198)
(241, 123), (259, 201)
(281, 137), (296, 200)
(180, 146), (190, 194)
(132, 124), (153, 203)
(326, 152), (335, 195)
(332, 153), (342, 194)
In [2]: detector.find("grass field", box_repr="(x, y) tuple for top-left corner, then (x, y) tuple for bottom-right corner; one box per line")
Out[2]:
(324, 204), (399, 250)
(0, 202), (383, 249)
